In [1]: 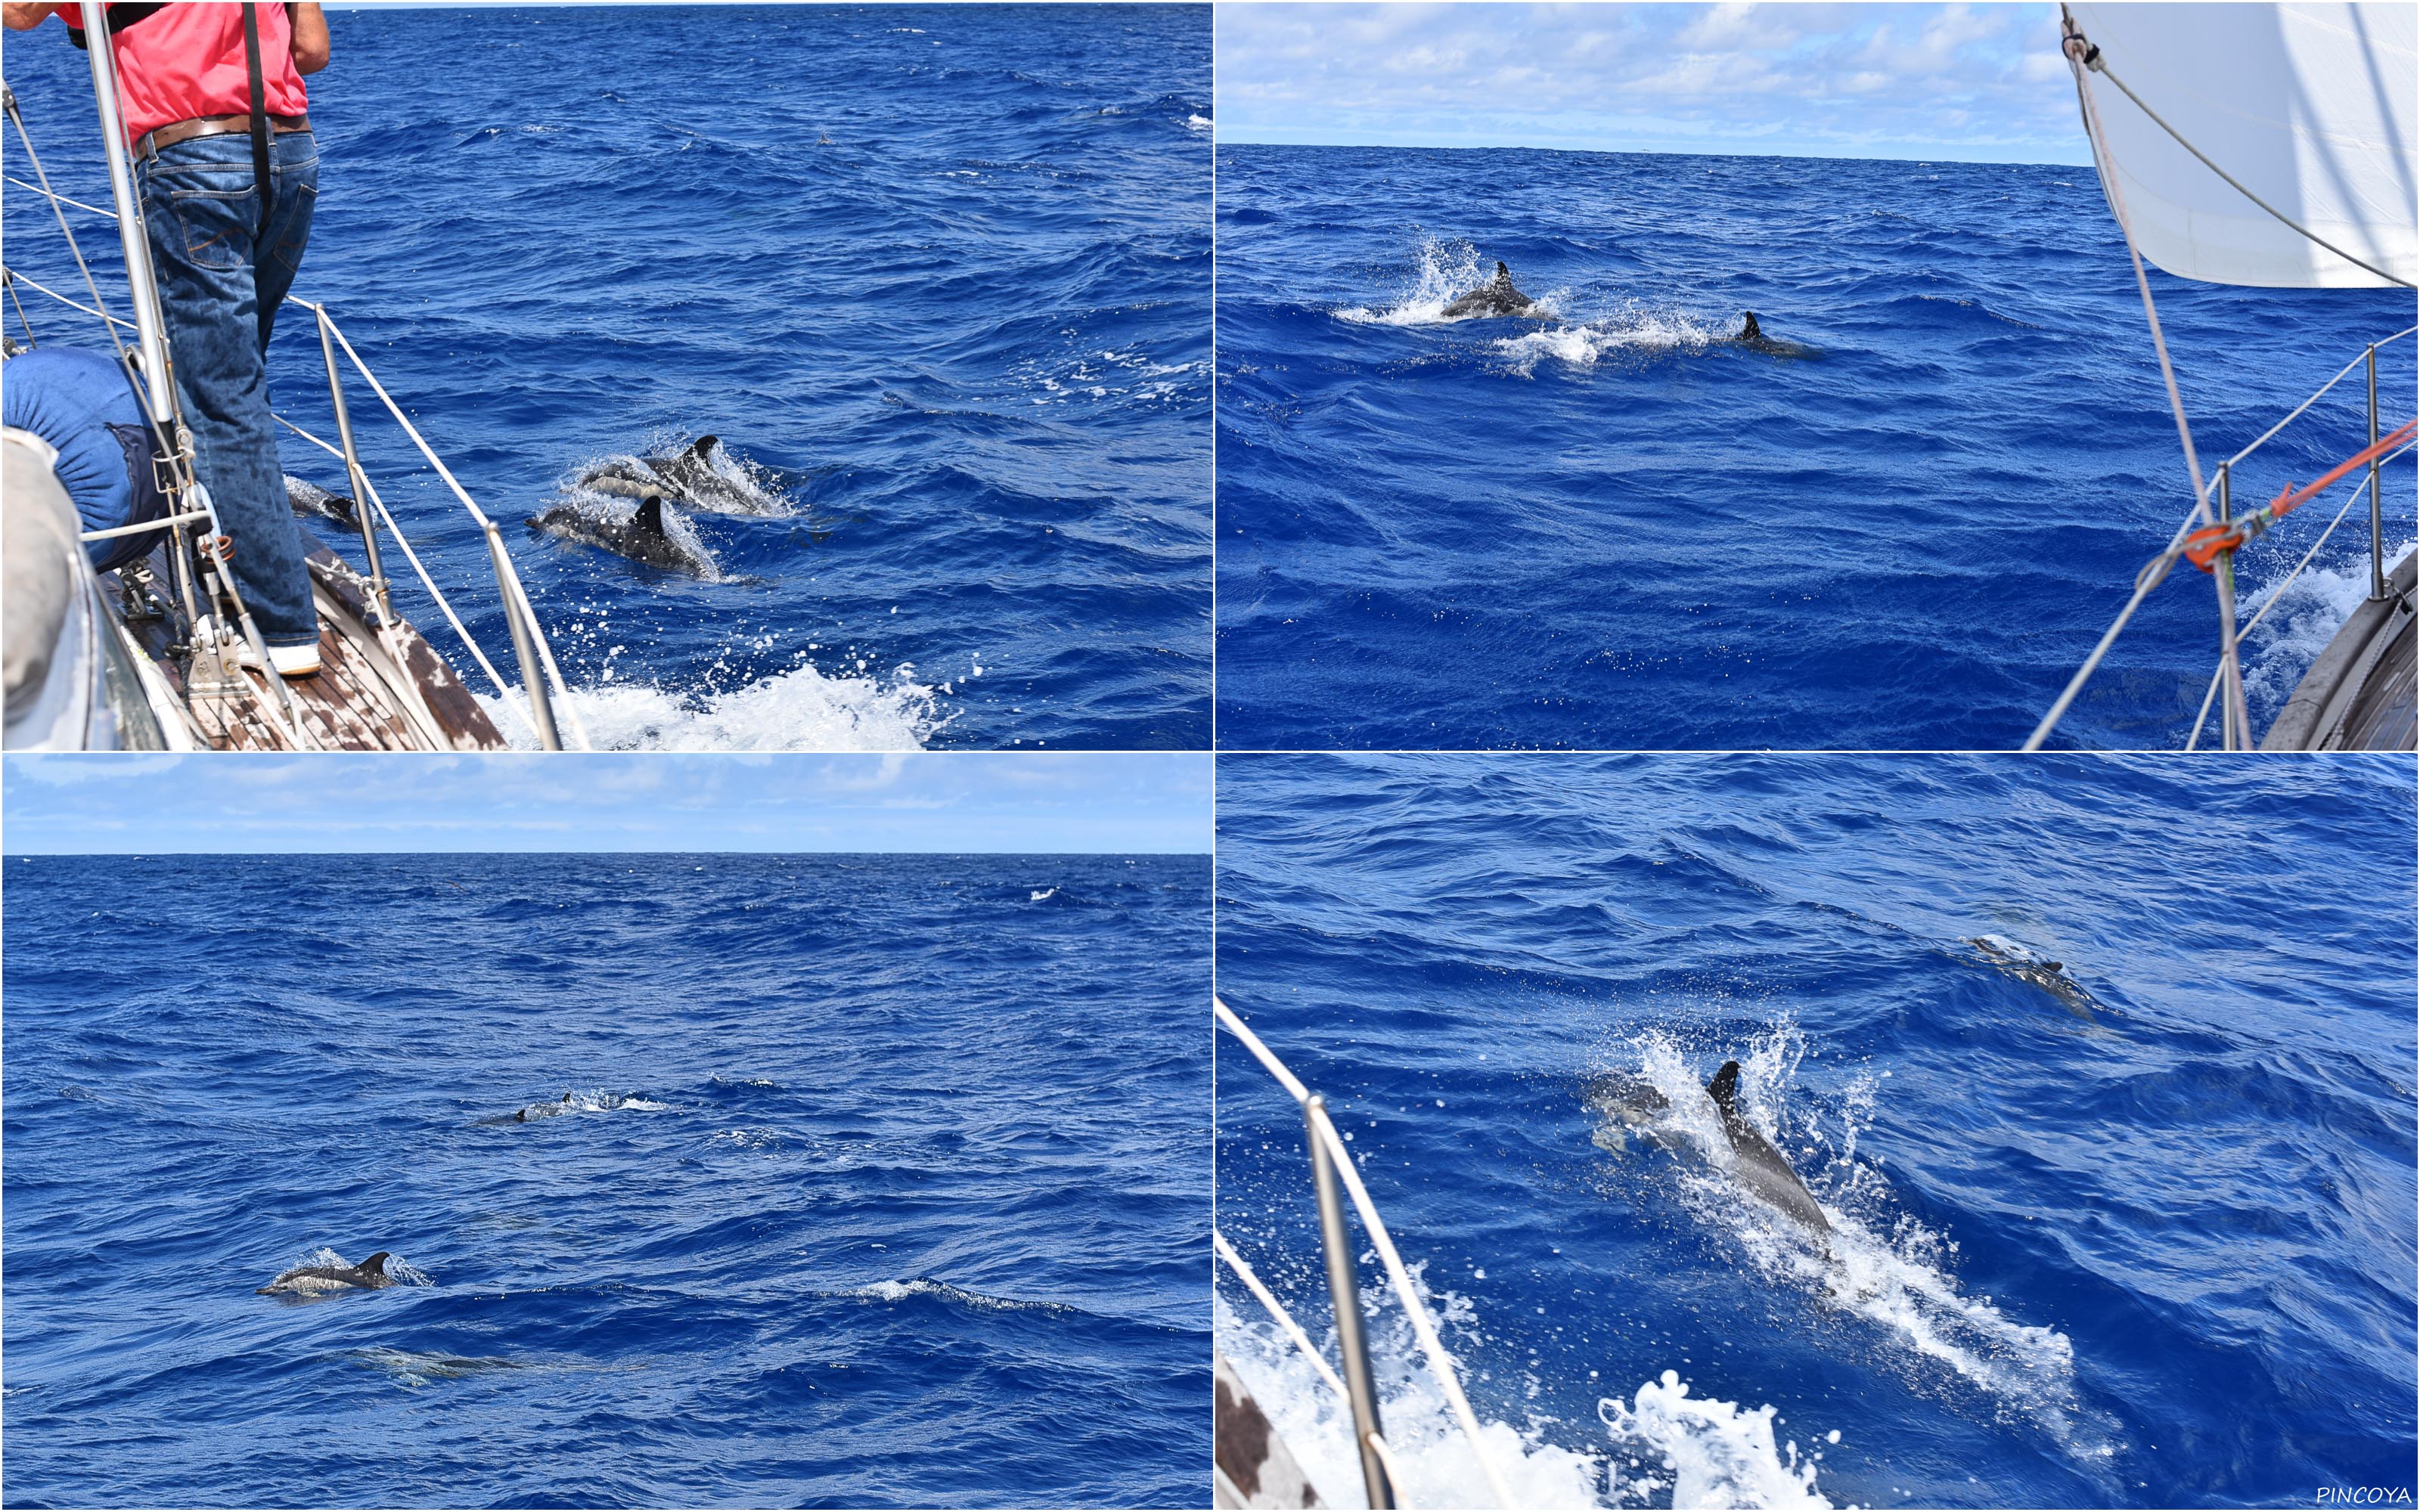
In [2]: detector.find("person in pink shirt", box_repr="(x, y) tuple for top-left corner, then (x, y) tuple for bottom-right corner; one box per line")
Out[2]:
(5, 2), (334, 677)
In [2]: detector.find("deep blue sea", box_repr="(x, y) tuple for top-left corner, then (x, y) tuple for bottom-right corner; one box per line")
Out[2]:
(2, 851), (1208, 1507)
(2, 5), (1211, 750)
(1214, 754), (2418, 1508)
(1213, 145), (2419, 751)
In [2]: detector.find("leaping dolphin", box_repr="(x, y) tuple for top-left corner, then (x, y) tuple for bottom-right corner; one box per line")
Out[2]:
(576, 435), (755, 511)
(1442, 260), (1537, 320)
(285, 474), (358, 525)
(528, 494), (715, 577)
(1704, 1061), (1831, 1235)
(1585, 1060), (1832, 1237)
(257, 1251), (396, 1296)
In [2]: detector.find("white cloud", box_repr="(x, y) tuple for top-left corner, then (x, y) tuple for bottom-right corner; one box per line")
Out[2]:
(1217, 2), (2091, 164)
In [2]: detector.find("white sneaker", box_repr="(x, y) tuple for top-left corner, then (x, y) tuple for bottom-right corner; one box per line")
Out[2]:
(237, 638), (323, 678)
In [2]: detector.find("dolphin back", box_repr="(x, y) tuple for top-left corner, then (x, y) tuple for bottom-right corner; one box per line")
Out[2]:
(1702, 1060), (1831, 1235)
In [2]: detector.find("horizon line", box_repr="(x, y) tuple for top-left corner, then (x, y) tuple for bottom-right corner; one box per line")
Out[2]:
(1212, 132), (2089, 171)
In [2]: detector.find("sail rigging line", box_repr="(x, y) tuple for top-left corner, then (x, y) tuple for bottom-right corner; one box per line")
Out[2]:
(2065, 18), (2211, 521)
(2021, 503), (2207, 751)
(5, 270), (40, 348)
(0, 268), (138, 331)
(2, 172), (119, 220)
(2061, 10), (2256, 743)
(2071, 38), (2417, 290)
(4, 84), (140, 382)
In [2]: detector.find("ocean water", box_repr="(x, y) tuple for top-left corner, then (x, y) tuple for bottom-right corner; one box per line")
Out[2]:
(1, 5), (1211, 751)
(2, 851), (1208, 1507)
(1213, 753), (2418, 1508)
(1212, 145), (2418, 750)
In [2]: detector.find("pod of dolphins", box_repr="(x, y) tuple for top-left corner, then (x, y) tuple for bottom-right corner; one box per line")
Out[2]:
(1439, 257), (1788, 351)
(253, 1092), (628, 1297)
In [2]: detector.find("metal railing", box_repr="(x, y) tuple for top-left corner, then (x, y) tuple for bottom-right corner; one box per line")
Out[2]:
(1213, 996), (1513, 1511)
(2026, 325), (2417, 751)
(1, 73), (586, 751)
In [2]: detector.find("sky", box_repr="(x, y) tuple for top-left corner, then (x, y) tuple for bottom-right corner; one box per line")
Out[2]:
(0, 754), (1211, 854)
(1215, 2), (2094, 164)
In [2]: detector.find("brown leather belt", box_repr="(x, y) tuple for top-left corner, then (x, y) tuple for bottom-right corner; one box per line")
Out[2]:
(134, 113), (310, 161)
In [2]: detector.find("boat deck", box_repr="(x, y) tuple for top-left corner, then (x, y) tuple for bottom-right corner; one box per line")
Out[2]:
(120, 547), (507, 753)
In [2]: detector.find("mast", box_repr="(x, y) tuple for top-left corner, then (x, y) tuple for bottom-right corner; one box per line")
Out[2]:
(78, 1), (178, 426)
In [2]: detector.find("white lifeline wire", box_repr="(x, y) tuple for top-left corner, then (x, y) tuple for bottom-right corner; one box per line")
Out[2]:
(1213, 1228), (1353, 1407)
(1215, 997), (1516, 1510)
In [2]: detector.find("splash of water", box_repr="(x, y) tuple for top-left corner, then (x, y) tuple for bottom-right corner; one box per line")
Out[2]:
(1599, 1371), (1835, 1510)
(1593, 1027), (2090, 1449)
(480, 659), (948, 751)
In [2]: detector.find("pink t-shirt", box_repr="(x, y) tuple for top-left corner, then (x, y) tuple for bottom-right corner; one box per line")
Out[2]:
(51, 3), (310, 146)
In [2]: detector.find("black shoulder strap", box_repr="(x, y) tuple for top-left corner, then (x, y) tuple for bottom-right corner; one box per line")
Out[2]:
(64, 2), (170, 51)
(240, 5), (275, 237)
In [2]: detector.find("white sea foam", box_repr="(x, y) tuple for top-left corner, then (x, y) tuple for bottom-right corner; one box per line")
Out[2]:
(479, 658), (947, 751)
(1338, 236), (1509, 327)
(1215, 1285), (1607, 1508)
(1600, 1371), (1834, 1509)
(1216, 1274), (1835, 1510)
(1030, 887), (1058, 902)
(1491, 304), (1733, 376)
(2238, 534), (2417, 714)
(271, 1246), (433, 1290)
(1187, 113), (1212, 132)
(845, 1278), (1072, 1313)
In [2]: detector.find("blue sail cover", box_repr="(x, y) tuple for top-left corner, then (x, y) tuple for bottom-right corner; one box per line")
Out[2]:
(2, 347), (171, 573)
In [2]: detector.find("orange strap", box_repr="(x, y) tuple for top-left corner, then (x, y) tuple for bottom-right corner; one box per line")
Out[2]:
(2183, 418), (2415, 572)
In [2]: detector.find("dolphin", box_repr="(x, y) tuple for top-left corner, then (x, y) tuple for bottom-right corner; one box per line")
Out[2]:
(1441, 260), (1537, 320)
(1968, 937), (2103, 1021)
(285, 473), (358, 525)
(1704, 1061), (1832, 1235)
(528, 494), (715, 577)
(475, 1092), (577, 1126)
(257, 1251), (396, 1296)
(576, 435), (756, 511)
(1724, 310), (1819, 358)
(1584, 1061), (1831, 1237)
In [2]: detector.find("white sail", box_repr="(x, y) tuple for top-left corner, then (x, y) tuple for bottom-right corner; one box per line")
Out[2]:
(2067, 2), (2418, 288)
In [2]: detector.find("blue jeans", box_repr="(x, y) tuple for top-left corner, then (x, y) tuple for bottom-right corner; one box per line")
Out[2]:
(135, 130), (320, 648)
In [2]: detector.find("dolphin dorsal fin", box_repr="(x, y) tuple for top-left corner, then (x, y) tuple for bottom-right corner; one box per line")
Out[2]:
(359, 1252), (389, 1275)
(1706, 1060), (1742, 1112)
(1494, 260), (1511, 283)
(637, 496), (667, 537)
(691, 434), (718, 459)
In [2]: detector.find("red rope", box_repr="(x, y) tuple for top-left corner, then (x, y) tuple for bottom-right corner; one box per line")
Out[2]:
(2183, 419), (2415, 572)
